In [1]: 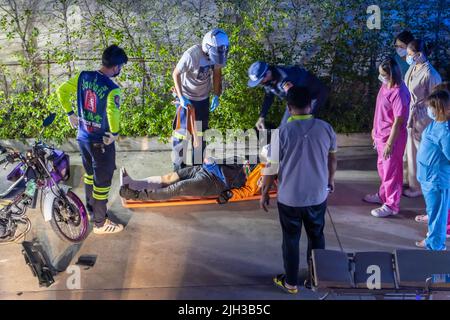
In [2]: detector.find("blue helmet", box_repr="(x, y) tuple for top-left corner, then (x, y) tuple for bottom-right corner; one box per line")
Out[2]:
(247, 61), (269, 87)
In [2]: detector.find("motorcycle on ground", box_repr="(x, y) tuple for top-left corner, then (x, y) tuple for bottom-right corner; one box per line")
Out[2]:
(0, 113), (88, 244)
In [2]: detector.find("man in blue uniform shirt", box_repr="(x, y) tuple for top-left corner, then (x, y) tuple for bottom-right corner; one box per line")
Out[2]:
(57, 45), (128, 235)
(248, 61), (329, 130)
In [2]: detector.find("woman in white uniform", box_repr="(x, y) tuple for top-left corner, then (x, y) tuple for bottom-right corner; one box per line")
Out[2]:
(403, 39), (442, 198)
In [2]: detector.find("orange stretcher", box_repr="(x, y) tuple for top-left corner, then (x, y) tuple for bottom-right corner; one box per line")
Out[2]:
(121, 190), (277, 208)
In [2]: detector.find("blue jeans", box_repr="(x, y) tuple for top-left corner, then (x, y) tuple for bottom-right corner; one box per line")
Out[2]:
(277, 200), (326, 286)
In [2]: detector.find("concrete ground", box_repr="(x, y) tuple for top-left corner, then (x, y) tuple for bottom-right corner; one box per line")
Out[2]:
(0, 147), (447, 300)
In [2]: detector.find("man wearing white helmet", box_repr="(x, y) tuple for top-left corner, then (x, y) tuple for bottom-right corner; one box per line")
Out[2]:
(172, 29), (230, 168)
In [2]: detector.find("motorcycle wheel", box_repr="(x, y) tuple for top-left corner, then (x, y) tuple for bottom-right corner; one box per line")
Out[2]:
(49, 191), (88, 243)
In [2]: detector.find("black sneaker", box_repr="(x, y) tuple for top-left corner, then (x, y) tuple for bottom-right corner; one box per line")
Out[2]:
(304, 278), (312, 290)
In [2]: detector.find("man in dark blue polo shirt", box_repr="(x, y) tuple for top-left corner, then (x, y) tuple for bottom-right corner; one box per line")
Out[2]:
(248, 61), (329, 130)
(260, 86), (337, 294)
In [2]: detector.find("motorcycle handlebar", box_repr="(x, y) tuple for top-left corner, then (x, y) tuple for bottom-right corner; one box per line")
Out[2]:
(35, 141), (54, 151)
(0, 152), (20, 165)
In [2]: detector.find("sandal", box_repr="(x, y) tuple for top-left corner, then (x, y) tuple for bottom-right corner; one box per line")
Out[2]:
(414, 214), (428, 223)
(415, 239), (426, 248)
(273, 274), (298, 294)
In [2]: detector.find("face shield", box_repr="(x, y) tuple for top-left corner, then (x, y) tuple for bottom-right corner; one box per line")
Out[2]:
(207, 44), (229, 66)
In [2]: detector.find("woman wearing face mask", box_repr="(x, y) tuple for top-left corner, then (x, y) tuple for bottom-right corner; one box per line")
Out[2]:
(403, 40), (442, 198)
(415, 82), (450, 237)
(364, 58), (410, 217)
(394, 30), (415, 78)
(415, 90), (450, 250)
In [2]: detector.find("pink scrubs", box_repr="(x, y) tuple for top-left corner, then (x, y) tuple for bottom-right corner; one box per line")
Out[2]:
(448, 210), (450, 236)
(373, 82), (410, 212)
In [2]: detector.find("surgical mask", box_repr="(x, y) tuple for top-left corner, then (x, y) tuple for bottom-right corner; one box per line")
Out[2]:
(427, 107), (436, 120)
(406, 55), (415, 66)
(112, 65), (123, 78)
(378, 74), (388, 84)
(396, 48), (407, 58)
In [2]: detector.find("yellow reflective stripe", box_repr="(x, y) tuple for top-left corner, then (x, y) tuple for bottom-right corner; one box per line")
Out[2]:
(196, 131), (203, 137)
(93, 193), (109, 200)
(172, 131), (186, 140)
(93, 185), (111, 193)
(84, 174), (94, 185)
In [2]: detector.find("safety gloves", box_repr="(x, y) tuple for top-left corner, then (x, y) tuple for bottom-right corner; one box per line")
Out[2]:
(210, 95), (220, 112)
(179, 96), (192, 109)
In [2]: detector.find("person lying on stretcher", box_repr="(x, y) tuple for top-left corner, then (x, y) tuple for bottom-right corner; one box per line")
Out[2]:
(119, 148), (272, 204)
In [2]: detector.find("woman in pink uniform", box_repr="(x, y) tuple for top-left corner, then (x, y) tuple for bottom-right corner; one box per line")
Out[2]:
(364, 58), (411, 217)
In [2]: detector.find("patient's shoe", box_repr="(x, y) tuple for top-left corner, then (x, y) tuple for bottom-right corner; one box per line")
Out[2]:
(363, 193), (382, 204)
(119, 185), (140, 200)
(371, 205), (398, 218)
(120, 167), (132, 187)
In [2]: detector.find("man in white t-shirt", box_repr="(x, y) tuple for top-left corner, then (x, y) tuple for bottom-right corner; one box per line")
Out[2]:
(172, 29), (230, 169)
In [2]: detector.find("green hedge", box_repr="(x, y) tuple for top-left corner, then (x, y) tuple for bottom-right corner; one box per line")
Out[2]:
(0, 0), (448, 142)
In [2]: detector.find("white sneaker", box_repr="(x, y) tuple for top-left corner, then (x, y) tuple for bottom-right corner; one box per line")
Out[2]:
(371, 205), (398, 218)
(403, 188), (422, 198)
(363, 193), (382, 204)
(93, 219), (124, 235)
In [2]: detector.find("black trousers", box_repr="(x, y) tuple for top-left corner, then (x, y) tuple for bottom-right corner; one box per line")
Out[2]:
(277, 200), (326, 286)
(136, 166), (226, 201)
(78, 140), (116, 227)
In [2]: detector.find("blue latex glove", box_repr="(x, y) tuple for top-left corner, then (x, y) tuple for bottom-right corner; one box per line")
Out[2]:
(179, 96), (191, 109)
(210, 95), (219, 112)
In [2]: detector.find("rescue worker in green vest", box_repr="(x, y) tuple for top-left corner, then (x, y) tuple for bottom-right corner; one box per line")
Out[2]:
(57, 45), (128, 235)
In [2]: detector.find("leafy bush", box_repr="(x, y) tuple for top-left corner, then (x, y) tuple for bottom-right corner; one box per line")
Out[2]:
(0, 0), (448, 140)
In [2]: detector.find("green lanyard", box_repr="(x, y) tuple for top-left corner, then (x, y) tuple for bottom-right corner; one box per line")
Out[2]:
(287, 114), (314, 122)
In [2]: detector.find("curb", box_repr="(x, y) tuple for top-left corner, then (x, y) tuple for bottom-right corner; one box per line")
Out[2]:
(0, 133), (372, 153)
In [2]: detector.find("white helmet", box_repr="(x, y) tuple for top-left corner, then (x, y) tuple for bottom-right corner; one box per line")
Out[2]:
(202, 28), (229, 66)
